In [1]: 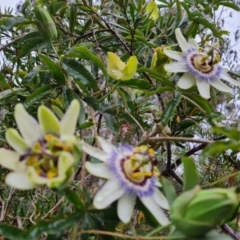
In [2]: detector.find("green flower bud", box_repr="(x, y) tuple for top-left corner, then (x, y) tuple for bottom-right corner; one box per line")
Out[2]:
(151, 46), (171, 74)
(171, 186), (239, 237)
(34, 6), (58, 42)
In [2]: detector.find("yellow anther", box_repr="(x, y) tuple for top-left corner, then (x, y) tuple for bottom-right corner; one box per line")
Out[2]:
(134, 145), (148, 153)
(33, 142), (41, 152)
(153, 167), (160, 177)
(148, 148), (154, 156)
(132, 171), (153, 178)
(27, 155), (39, 166)
(47, 170), (58, 178)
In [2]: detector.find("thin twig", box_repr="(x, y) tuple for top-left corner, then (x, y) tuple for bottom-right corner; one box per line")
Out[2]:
(166, 142), (183, 185)
(221, 224), (240, 240)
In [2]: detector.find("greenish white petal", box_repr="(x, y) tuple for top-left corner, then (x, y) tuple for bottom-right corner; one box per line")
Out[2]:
(175, 28), (191, 52)
(164, 62), (187, 73)
(60, 99), (80, 136)
(58, 151), (75, 176)
(140, 196), (170, 226)
(117, 194), (136, 223)
(81, 141), (109, 162)
(27, 167), (50, 184)
(221, 68), (240, 86)
(210, 79), (232, 93)
(15, 104), (43, 145)
(188, 38), (199, 49)
(97, 137), (116, 155)
(152, 189), (169, 210)
(196, 79), (210, 99)
(93, 179), (125, 209)
(85, 162), (112, 179)
(6, 128), (29, 154)
(6, 172), (36, 190)
(38, 105), (60, 135)
(0, 149), (22, 171)
(178, 73), (196, 89)
(163, 49), (183, 61)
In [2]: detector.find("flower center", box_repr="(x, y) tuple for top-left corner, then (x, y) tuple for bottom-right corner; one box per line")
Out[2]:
(123, 145), (160, 183)
(190, 47), (221, 74)
(21, 134), (72, 179)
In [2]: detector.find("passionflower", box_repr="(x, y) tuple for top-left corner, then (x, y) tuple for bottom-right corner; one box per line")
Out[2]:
(81, 137), (169, 225)
(0, 100), (80, 190)
(107, 52), (138, 80)
(164, 28), (240, 99)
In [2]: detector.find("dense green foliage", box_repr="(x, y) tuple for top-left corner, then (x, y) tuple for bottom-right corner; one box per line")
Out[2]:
(1, 0), (240, 239)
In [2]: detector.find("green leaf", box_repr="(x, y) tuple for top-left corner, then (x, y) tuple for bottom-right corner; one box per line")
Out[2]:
(183, 93), (214, 114)
(62, 188), (85, 210)
(0, 17), (27, 30)
(144, 86), (174, 98)
(19, 37), (44, 57)
(65, 46), (107, 79)
(39, 54), (66, 84)
(161, 177), (177, 207)
(213, 127), (240, 141)
(103, 113), (119, 134)
(217, 1), (239, 11)
(78, 121), (93, 130)
(24, 84), (58, 108)
(0, 72), (10, 89)
(118, 79), (152, 89)
(182, 157), (199, 192)
(62, 59), (98, 91)
(161, 91), (181, 126)
(192, 17), (217, 35)
(22, 212), (84, 239)
(169, 0), (182, 35)
(0, 224), (23, 239)
(200, 141), (240, 162)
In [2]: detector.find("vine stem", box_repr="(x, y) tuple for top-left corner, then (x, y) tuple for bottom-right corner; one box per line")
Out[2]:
(138, 136), (214, 146)
(77, 229), (184, 240)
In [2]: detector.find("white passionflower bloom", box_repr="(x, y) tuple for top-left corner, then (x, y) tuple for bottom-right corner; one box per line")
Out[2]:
(164, 28), (240, 99)
(0, 100), (80, 190)
(81, 137), (169, 225)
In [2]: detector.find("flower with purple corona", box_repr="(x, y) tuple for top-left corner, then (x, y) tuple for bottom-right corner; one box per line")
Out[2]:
(81, 137), (169, 225)
(164, 28), (240, 99)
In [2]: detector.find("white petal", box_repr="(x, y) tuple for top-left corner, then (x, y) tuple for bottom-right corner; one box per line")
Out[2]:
(163, 50), (183, 61)
(5, 172), (36, 190)
(14, 104), (43, 146)
(155, 180), (162, 187)
(196, 79), (210, 99)
(175, 28), (191, 52)
(164, 62), (187, 73)
(178, 73), (196, 89)
(97, 137), (117, 154)
(210, 79), (232, 93)
(85, 162), (112, 179)
(140, 196), (170, 226)
(188, 38), (199, 49)
(0, 149), (23, 171)
(5, 128), (29, 154)
(152, 189), (169, 210)
(93, 179), (124, 209)
(221, 68), (240, 86)
(117, 194), (136, 223)
(81, 141), (109, 162)
(60, 100), (80, 136)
